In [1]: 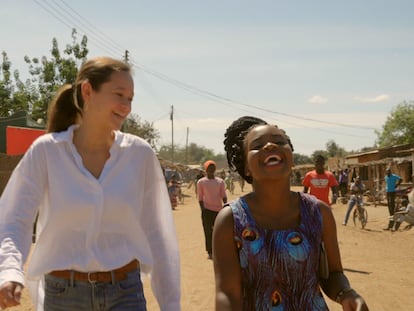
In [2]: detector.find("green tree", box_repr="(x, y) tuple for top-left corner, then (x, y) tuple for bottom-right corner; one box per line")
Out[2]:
(121, 113), (160, 148)
(0, 52), (14, 116)
(325, 139), (346, 157)
(158, 142), (224, 165)
(310, 150), (329, 162)
(293, 153), (312, 165)
(376, 101), (414, 147)
(24, 29), (88, 121)
(0, 52), (32, 117)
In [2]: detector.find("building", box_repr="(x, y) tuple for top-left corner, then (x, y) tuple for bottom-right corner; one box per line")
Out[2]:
(0, 111), (46, 155)
(344, 143), (414, 191)
(0, 111), (46, 195)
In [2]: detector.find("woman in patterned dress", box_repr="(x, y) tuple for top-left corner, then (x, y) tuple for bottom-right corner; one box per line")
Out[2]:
(213, 116), (369, 311)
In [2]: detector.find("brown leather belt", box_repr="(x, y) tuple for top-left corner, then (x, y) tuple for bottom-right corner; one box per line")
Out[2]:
(48, 259), (139, 283)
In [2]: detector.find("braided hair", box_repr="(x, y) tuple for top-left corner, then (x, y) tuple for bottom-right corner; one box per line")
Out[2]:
(223, 116), (294, 184)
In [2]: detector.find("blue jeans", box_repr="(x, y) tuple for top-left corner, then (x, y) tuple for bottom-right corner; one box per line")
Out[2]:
(343, 195), (362, 225)
(44, 269), (147, 311)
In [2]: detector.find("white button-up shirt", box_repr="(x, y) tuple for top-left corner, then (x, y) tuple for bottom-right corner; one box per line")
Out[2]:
(0, 125), (181, 311)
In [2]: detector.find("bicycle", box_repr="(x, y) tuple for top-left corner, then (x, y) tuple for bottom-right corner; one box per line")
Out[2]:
(352, 194), (368, 229)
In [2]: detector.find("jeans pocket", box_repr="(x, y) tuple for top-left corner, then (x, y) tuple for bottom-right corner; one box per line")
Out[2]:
(44, 275), (69, 297)
(117, 270), (143, 295)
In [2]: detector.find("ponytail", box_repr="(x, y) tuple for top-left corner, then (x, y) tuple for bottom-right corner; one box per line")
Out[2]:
(47, 84), (82, 133)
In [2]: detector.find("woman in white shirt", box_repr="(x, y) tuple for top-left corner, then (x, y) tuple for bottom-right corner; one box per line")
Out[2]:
(0, 57), (180, 311)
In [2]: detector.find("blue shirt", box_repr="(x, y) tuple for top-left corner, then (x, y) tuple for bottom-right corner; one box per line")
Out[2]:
(385, 174), (402, 192)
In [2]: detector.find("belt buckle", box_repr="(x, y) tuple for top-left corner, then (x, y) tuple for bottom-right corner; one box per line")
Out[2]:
(87, 272), (97, 284)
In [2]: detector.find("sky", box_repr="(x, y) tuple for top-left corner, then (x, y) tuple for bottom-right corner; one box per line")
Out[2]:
(2, 0), (414, 156)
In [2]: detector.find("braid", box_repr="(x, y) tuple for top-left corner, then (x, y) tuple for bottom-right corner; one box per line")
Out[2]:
(223, 116), (267, 184)
(223, 116), (295, 184)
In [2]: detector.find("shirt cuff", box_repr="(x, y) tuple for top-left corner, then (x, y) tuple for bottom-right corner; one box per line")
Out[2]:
(0, 269), (25, 288)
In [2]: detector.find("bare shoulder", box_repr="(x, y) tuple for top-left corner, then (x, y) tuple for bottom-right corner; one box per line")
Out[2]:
(317, 200), (337, 231)
(215, 205), (234, 229)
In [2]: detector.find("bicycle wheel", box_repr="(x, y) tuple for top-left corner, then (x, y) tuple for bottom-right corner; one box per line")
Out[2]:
(359, 207), (368, 229)
(352, 209), (358, 227)
(353, 207), (368, 229)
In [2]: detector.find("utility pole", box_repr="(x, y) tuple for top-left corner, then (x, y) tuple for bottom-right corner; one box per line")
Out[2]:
(123, 50), (130, 63)
(170, 105), (174, 163)
(185, 127), (189, 164)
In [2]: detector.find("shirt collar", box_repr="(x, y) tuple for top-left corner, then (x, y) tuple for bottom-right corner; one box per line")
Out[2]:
(51, 124), (124, 148)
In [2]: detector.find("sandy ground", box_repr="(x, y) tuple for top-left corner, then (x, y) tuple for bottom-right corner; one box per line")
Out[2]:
(10, 184), (414, 311)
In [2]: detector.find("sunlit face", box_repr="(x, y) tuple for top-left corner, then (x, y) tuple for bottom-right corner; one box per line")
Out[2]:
(244, 124), (293, 181)
(84, 70), (134, 131)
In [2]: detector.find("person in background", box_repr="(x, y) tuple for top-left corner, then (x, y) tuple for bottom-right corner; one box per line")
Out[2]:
(391, 198), (414, 231)
(333, 170), (340, 185)
(342, 176), (365, 226)
(0, 57), (180, 311)
(384, 167), (402, 230)
(339, 169), (349, 198)
(214, 115), (368, 310)
(197, 160), (227, 260)
(218, 168), (226, 180)
(168, 175), (181, 210)
(303, 155), (339, 206)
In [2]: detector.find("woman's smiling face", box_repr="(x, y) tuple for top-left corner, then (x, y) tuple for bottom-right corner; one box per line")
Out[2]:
(84, 70), (134, 131)
(244, 124), (293, 182)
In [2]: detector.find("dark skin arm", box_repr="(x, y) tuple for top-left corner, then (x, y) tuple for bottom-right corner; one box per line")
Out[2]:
(213, 206), (242, 311)
(303, 186), (309, 193)
(199, 200), (205, 210)
(318, 201), (369, 311)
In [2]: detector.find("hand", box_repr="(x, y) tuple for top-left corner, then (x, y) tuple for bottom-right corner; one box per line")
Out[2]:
(341, 292), (369, 311)
(0, 281), (23, 309)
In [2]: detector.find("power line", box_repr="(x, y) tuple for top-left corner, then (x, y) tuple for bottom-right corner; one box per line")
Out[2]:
(31, 0), (379, 133)
(56, 0), (123, 52)
(33, 0), (123, 58)
(131, 60), (377, 131)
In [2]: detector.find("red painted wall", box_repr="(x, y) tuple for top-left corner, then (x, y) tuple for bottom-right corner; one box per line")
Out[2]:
(6, 126), (46, 155)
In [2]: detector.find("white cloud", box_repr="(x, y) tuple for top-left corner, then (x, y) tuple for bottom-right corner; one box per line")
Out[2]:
(308, 95), (328, 104)
(353, 94), (390, 103)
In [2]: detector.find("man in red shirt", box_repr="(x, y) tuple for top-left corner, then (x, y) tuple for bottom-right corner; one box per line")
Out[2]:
(302, 155), (338, 206)
(197, 160), (227, 259)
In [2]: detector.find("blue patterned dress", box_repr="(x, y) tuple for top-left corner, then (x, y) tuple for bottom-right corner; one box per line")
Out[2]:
(230, 192), (329, 311)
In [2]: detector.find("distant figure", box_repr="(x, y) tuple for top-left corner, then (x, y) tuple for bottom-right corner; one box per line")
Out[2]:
(238, 174), (246, 192)
(224, 174), (235, 195)
(218, 168), (226, 180)
(384, 167), (402, 230)
(338, 168), (349, 197)
(168, 176), (181, 210)
(392, 198), (414, 231)
(295, 170), (302, 186)
(303, 155), (339, 206)
(342, 176), (365, 225)
(197, 160), (227, 259)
